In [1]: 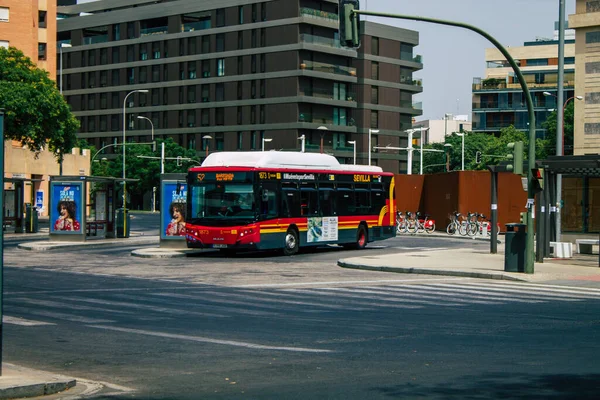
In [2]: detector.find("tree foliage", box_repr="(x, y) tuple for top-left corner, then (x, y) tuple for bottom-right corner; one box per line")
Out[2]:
(542, 101), (575, 156)
(91, 138), (198, 205)
(416, 125), (547, 174)
(0, 47), (79, 158)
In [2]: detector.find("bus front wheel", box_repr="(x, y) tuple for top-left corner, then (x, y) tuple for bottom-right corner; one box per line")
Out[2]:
(283, 228), (299, 256)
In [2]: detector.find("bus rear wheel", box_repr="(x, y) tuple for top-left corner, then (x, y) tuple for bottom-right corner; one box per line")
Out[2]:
(283, 228), (299, 256)
(355, 225), (368, 249)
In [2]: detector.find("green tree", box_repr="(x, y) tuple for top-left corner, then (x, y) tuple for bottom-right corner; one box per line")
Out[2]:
(542, 101), (575, 156)
(0, 47), (79, 159)
(93, 138), (198, 208)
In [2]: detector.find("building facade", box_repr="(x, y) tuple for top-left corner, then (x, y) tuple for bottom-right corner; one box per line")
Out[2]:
(413, 115), (471, 144)
(569, 0), (600, 155)
(56, 0), (422, 173)
(472, 38), (575, 139)
(0, 0), (57, 79)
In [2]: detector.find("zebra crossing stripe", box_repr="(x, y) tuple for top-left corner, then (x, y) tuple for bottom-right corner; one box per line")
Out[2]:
(3, 315), (55, 326)
(420, 282), (598, 300)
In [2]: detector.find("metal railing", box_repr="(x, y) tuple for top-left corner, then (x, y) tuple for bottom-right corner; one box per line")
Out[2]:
(300, 33), (341, 49)
(300, 86), (356, 101)
(300, 60), (356, 77)
(300, 7), (338, 22)
(140, 26), (168, 37)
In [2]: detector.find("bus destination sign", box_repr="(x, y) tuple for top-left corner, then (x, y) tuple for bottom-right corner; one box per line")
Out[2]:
(194, 172), (248, 182)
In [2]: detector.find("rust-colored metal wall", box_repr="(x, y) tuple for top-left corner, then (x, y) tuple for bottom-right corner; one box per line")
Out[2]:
(395, 171), (528, 230)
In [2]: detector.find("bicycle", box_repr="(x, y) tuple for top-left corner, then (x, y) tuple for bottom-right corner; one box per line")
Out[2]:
(446, 211), (469, 236)
(411, 211), (436, 234)
(396, 211), (408, 234)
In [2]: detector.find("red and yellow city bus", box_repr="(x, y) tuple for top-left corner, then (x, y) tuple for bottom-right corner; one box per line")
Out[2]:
(185, 151), (396, 255)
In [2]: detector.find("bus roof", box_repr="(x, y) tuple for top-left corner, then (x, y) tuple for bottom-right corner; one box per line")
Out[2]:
(200, 151), (385, 173)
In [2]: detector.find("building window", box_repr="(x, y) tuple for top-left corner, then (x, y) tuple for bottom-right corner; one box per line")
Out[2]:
(100, 71), (107, 87)
(100, 93), (107, 109)
(260, 79), (265, 98)
(215, 133), (224, 150)
(251, 131), (257, 149)
(0, 7), (9, 22)
(371, 37), (379, 56)
(140, 45), (148, 61)
(260, 105), (265, 124)
(216, 9), (225, 27)
(112, 69), (120, 85)
(261, 29), (266, 47)
(127, 68), (135, 84)
(370, 111), (378, 129)
(586, 92), (600, 104)
(202, 60), (210, 77)
(333, 107), (346, 126)
(371, 62), (379, 80)
(201, 85), (209, 102)
(587, 1), (600, 12)
(88, 95), (96, 110)
(162, 87), (168, 105)
(261, 3), (267, 21)
(127, 45), (134, 62)
(152, 89), (159, 106)
(38, 11), (47, 28)
(188, 85), (196, 103)
(179, 39), (184, 56)
(237, 107), (243, 124)
(239, 5), (244, 24)
(127, 22), (135, 39)
(162, 111), (168, 128)
(251, 30), (257, 48)
(217, 59), (225, 76)
(400, 43), (413, 61)
(139, 67), (147, 83)
(179, 111), (184, 127)
(112, 92), (119, 108)
(179, 87), (184, 104)
(586, 31), (600, 44)
(216, 108), (224, 125)
(334, 82), (347, 100)
(216, 83), (224, 101)
(88, 49), (96, 66)
(88, 72), (96, 88)
(179, 62), (185, 80)
(371, 87), (378, 104)
(238, 132), (243, 149)
(112, 24), (120, 40)
(152, 65), (159, 82)
(251, 80), (256, 98)
(252, 3), (257, 22)
(188, 37), (196, 54)
(163, 64), (168, 81)
(585, 123), (600, 134)
(237, 81), (243, 99)
(188, 61), (196, 79)
(100, 116), (107, 132)
(251, 106), (256, 124)
(187, 111), (196, 127)
(202, 36), (210, 53)
(238, 56), (243, 74)
(260, 55), (265, 72)
(201, 109), (209, 126)
(188, 134), (196, 150)
(38, 43), (47, 60)
(251, 55), (256, 73)
(586, 61), (600, 74)
(216, 34), (224, 52)
(238, 31), (244, 49)
(100, 48), (108, 64)
(153, 43), (161, 59)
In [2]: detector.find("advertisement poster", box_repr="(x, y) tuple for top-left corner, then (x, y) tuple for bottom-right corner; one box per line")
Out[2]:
(35, 190), (44, 211)
(307, 217), (338, 242)
(161, 181), (187, 240)
(50, 182), (83, 234)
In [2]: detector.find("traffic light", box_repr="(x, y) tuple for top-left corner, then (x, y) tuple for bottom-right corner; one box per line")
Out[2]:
(519, 212), (527, 224)
(339, 0), (360, 48)
(506, 141), (524, 175)
(531, 168), (544, 192)
(475, 151), (482, 164)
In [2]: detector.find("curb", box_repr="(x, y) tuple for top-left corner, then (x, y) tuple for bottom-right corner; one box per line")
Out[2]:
(0, 380), (76, 400)
(17, 236), (159, 251)
(131, 248), (207, 258)
(337, 260), (526, 282)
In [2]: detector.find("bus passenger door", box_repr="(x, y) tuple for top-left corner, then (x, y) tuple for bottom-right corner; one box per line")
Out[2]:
(259, 183), (279, 225)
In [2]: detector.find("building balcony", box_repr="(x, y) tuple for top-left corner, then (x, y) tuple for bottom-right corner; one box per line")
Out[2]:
(300, 33), (341, 49)
(299, 112), (354, 126)
(83, 35), (108, 45)
(181, 20), (211, 32)
(299, 7), (338, 22)
(300, 60), (357, 77)
(141, 26), (168, 37)
(300, 86), (356, 102)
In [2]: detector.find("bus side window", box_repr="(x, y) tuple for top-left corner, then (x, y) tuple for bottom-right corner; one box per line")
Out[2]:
(319, 190), (336, 216)
(337, 190), (353, 216)
(300, 190), (318, 216)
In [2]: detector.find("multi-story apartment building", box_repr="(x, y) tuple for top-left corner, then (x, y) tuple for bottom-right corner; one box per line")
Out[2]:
(0, 0), (57, 79)
(472, 38), (575, 139)
(56, 0), (422, 173)
(569, 0), (600, 155)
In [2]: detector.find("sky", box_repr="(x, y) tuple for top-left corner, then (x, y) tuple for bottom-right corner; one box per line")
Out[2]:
(364, 0), (576, 121)
(77, 0), (575, 121)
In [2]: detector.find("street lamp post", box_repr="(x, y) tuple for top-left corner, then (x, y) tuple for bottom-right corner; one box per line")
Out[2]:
(368, 128), (379, 166)
(202, 135), (213, 158)
(543, 91), (583, 155)
(298, 135), (306, 152)
(262, 137), (272, 151)
(122, 89), (148, 237)
(348, 140), (356, 164)
(59, 43), (71, 95)
(136, 115), (154, 141)
(444, 143), (453, 172)
(317, 126), (328, 153)
(456, 132), (465, 171)
(444, 113), (452, 137)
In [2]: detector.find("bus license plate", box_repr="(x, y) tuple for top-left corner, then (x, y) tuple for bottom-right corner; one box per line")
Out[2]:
(213, 244), (227, 249)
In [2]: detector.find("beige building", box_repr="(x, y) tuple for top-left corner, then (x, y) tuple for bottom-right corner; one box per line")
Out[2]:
(4, 141), (91, 217)
(0, 0), (57, 79)
(414, 115), (472, 144)
(570, 0), (600, 155)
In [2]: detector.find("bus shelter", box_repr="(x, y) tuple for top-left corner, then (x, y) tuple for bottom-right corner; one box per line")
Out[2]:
(160, 173), (187, 248)
(535, 155), (600, 261)
(3, 177), (44, 233)
(49, 175), (137, 242)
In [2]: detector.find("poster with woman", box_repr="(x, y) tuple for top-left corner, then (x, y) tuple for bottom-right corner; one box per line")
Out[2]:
(161, 181), (187, 240)
(50, 182), (83, 234)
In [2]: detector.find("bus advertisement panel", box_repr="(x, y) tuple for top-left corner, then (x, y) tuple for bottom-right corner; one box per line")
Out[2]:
(161, 181), (187, 240)
(185, 152), (396, 255)
(50, 182), (83, 234)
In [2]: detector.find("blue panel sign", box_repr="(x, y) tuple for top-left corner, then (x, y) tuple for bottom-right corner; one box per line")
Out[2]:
(35, 190), (44, 210)
(50, 182), (83, 234)
(161, 181), (187, 240)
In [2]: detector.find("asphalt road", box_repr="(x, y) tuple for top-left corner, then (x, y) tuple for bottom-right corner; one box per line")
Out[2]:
(3, 230), (600, 399)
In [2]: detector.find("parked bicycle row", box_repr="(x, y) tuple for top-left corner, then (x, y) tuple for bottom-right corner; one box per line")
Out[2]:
(446, 211), (501, 237)
(396, 211), (436, 234)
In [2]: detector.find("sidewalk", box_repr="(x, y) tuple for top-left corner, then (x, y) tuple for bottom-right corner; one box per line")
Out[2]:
(0, 363), (76, 400)
(339, 234), (600, 283)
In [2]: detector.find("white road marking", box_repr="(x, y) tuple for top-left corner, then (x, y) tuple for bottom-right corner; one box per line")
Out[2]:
(87, 325), (333, 353)
(3, 315), (55, 326)
(8, 307), (115, 324)
(237, 277), (463, 288)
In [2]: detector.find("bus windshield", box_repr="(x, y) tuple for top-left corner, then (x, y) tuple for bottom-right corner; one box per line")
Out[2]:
(189, 183), (256, 224)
